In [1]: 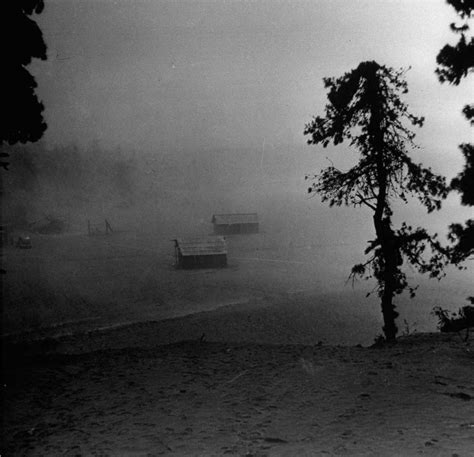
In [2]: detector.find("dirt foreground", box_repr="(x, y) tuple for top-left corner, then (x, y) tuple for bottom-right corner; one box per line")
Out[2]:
(2, 330), (473, 457)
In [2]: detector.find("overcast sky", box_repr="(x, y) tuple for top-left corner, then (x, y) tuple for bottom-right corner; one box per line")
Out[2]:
(27, 0), (472, 202)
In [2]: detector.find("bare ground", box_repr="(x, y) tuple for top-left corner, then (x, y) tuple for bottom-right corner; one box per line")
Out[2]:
(2, 331), (473, 456)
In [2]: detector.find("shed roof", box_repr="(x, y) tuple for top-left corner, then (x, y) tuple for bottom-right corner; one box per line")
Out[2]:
(212, 213), (259, 225)
(175, 236), (227, 257)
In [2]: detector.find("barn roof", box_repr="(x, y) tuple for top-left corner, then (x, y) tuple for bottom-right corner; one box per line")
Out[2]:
(175, 236), (227, 257)
(211, 213), (259, 225)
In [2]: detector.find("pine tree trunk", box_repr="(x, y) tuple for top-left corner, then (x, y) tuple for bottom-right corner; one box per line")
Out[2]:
(376, 221), (400, 341)
(368, 66), (400, 341)
(381, 279), (398, 341)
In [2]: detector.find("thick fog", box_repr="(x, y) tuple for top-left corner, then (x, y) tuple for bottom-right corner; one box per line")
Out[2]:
(2, 0), (472, 344)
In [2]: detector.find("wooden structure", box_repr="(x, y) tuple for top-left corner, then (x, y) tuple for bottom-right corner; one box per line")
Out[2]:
(88, 219), (113, 236)
(211, 213), (259, 235)
(174, 236), (227, 269)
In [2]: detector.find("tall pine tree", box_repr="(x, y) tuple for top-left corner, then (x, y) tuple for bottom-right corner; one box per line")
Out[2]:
(305, 61), (448, 341)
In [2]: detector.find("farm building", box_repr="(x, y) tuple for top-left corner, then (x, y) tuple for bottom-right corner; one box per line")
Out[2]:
(211, 213), (259, 235)
(174, 236), (228, 269)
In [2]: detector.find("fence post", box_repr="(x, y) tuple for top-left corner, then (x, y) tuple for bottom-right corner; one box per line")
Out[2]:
(105, 219), (113, 234)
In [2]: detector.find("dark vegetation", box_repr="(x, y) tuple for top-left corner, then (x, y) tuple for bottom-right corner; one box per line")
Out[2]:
(304, 61), (449, 341)
(1, 0), (47, 276)
(431, 0), (474, 327)
(432, 298), (474, 341)
(0, 0), (47, 170)
(436, 0), (474, 264)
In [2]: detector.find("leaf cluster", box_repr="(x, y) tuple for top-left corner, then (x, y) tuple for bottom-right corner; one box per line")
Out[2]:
(451, 143), (474, 205)
(436, 34), (474, 85)
(435, 0), (473, 84)
(448, 219), (474, 263)
(350, 223), (449, 299)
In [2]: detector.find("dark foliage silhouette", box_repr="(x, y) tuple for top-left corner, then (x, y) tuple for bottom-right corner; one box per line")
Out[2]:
(305, 61), (448, 341)
(436, 0), (474, 85)
(432, 297), (474, 341)
(0, 0), (47, 170)
(436, 0), (474, 263)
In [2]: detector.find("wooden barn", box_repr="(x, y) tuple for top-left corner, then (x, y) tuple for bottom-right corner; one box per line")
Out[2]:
(174, 236), (227, 269)
(211, 213), (259, 235)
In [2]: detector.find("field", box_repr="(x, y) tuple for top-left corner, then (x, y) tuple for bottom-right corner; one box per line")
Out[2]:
(2, 186), (473, 457)
(2, 216), (472, 347)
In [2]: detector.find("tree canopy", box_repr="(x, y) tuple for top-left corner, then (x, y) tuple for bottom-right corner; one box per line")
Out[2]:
(0, 0), (47, 170)
(305, 61), (448, 341)
(436, 0), (474, 264)
(436, 0), (474, 85)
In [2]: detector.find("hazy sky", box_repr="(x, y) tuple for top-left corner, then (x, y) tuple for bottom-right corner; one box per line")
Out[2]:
(17, 0), (474, 325)
(31, 0), (471, 182)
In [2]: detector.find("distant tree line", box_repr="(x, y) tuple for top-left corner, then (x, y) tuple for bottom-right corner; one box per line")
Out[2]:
(3, 143), (138, 226)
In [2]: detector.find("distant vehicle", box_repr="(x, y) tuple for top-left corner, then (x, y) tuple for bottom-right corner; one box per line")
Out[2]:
(16, 236), (32, 249)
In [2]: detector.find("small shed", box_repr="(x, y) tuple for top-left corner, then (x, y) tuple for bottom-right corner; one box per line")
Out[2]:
(174, 236), (227, 269)
(211, 213), (259, 235)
